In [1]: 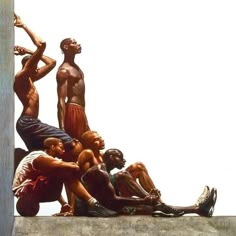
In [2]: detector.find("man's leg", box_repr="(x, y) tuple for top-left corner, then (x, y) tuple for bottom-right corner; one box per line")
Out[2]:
(66, 177), (118, 217)
(152, 186), (217, 217)
(16, 186), (40, 216)
(16, 175), (59, 216)
(126, 162), (161, 197)
(115, 171), (153, 198)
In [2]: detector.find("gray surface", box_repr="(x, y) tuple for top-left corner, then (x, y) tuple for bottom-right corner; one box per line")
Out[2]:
(12, 216), (236, 236)
(0, 0), (14, 235)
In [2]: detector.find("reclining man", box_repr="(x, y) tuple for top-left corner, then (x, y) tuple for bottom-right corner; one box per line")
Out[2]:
(13, 14), (116, 217)
(75, 131), (217, 217)
(100, 148), (217, 217)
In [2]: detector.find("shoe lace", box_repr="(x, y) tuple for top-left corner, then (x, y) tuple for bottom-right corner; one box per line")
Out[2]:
(196, 186), (210, 206)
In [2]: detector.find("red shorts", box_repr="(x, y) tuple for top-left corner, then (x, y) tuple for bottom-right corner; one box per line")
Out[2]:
(64, 103), (90, 140)
(20, 175), (63, 202)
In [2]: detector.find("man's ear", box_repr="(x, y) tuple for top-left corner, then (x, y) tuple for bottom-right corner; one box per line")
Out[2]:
(51, 145), (55, 151)
(63, 45), (68, 50)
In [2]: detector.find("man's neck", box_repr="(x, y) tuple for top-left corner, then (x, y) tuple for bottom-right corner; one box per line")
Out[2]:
(64, 54), (76, 64)
(44, 149), (55, 157)
(93, 150), (103, 163)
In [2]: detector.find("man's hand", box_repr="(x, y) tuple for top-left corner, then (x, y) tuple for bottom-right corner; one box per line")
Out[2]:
(14, 46), (27, 56)
(14, 13), (24, 27)
(144, 195), (160, 205)
(52, 203), (74, 216)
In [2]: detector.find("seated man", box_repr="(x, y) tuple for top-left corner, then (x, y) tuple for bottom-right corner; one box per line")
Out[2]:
(102, 148), (217, 217)
(76, 131), (217, 216)
(13, 137), (118, 217)
(75, 130), (166, 215)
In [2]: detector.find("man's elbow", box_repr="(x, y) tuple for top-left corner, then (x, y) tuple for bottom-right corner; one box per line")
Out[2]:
(51, 59), (57, 68)
(39, 41), (46, 50)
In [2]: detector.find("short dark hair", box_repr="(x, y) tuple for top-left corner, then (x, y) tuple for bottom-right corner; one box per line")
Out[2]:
(80, 130), (98, 149)
(103, 148), (123, 164)
(43, 137), (62, 149)
(60, 38), (72, 51)
(21, 55), (31, 67)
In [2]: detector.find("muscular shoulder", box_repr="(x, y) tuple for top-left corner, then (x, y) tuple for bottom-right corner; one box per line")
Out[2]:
(79, 149), (94, 159)
(56, 66), (70, 82)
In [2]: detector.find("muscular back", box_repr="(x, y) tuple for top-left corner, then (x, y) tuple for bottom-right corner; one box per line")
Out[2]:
(14, 73), (39, 118)
(57, 62), (85, 107)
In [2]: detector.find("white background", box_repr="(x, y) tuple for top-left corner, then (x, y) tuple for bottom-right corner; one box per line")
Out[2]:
(14, 0), (236, 216)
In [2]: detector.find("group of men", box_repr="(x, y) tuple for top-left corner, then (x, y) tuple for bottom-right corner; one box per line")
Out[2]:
(13, 14), (217, 218)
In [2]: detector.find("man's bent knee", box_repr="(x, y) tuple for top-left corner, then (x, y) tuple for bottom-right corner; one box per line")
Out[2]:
(16, 196), (40, 216)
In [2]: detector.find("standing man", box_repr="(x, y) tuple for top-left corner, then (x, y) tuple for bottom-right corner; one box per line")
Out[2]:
(57, 38), (90, 141)
(14, 14), (80, 159)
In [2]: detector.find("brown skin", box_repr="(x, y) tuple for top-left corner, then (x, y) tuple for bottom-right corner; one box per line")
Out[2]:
(78, 133), (160, 201)
(78, 131), (104, 174)
(57, 38), (85, 131)
(56, 38), (90, 210)
(14, 14), (56, 118)
(78, 136), (212, 215)
(105, 150), (213, 216)
(16, 139), (92, 216)
(82, 163), (157, 213)
(14, 16), (83, 160)
(13, 15), (90, 215)
(77, 131), (158, 213)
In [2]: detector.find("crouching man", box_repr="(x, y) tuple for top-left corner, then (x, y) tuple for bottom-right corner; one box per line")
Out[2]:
(12, 137), (117, 217)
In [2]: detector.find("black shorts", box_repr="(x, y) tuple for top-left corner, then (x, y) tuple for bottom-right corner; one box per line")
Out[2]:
(16, 116), (73, 151)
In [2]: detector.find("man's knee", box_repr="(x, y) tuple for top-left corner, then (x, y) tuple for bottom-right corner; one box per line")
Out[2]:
(115, 171), (132, 182)
(16, 195), (40, 216)
(127, 162), (146, 172)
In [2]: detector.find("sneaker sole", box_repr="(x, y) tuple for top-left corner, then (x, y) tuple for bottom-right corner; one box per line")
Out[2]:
(152, 210), (184, 217)
(88, 210), (118, 217)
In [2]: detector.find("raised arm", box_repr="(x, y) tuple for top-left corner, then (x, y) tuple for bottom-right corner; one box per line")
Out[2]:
(14, 45), (56, 82)
(14, 14), (43, 47)
(56, 68), (69, 130)
(14, 14), (56, 82)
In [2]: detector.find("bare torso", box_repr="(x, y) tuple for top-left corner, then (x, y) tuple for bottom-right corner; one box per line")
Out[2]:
(14, 75), (39, 118)
(60, 62), (85, 107)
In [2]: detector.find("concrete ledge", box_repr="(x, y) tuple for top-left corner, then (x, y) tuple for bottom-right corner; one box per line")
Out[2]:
(12, 216), (236, 236)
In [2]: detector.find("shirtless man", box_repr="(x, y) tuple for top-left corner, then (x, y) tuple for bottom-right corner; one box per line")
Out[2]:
(13, 137), (117, 217)
(14, 14), (116, 217)
(76, 131), (164, 215)
(57, 38), (90, 141)
(76, 131), (217, 216)
(78, 131), (161, 200)
(102, 148), (217, 217)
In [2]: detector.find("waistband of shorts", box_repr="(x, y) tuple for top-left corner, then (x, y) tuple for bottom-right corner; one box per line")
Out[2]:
(66, 102), (84, 109)
(18, 115), (39, 120)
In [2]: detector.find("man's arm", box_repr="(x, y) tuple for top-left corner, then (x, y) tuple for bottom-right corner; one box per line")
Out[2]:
(31, 53), (56, 82)
(56, 68), (69, 130)
(14, 14), (47, 83)
(77, 149), (97, 174)
(32, 155), (80, 174)
(14, 45), (56, 82)
(14, 14), (43, 47)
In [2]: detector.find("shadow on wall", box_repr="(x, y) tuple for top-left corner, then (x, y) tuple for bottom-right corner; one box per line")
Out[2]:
(14, 148), (29, 173)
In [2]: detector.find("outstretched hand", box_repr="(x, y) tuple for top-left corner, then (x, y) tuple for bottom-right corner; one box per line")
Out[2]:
(14, 13), (24, 27)
(14, 46), (27, 56)
(52, 203), (74, 217)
